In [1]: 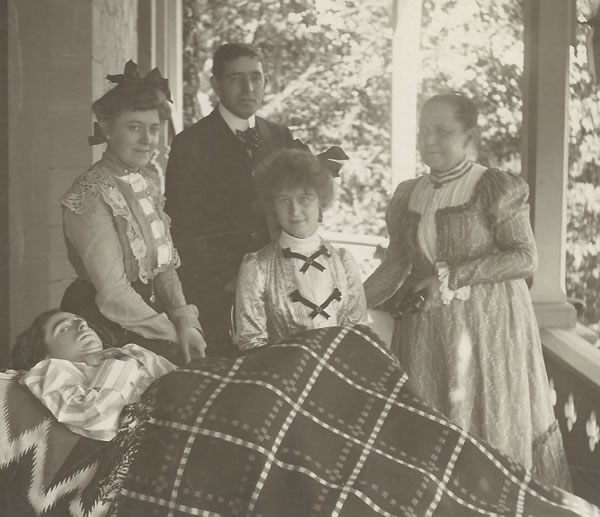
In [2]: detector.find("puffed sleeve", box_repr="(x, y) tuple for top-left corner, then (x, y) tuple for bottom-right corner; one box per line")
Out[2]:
(234, 252), (268, 351)
(63, 197), (178, 342)
(363, 180), (416, 308)
(448, 170), (538, 290)
(338, 248), (368, 326)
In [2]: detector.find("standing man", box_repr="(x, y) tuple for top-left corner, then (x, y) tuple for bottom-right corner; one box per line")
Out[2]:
(165, 43), (293, 356)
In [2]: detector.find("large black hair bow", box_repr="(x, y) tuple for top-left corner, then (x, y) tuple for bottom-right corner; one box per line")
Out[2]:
(106, 59), (172, 103)
(292, 139), (349, 177)
(88, 60), (173, 145)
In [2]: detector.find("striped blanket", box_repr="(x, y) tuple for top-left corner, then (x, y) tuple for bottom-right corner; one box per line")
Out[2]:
(109, 325), (598, 516)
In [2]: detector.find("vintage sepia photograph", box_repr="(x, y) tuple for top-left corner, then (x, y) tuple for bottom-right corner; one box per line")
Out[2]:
(1, 0), (599, 515)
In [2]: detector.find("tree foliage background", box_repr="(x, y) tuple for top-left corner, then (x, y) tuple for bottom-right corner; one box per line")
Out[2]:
(182, 0), (600, 329)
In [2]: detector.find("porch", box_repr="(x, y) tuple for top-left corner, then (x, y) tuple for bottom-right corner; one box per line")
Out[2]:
(3, 0), (599, 505)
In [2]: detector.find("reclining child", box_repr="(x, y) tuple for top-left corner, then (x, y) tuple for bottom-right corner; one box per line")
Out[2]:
(11, 310), (176, 441)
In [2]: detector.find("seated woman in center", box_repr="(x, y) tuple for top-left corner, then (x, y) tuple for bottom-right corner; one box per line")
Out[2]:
(234, 148), (368, 350)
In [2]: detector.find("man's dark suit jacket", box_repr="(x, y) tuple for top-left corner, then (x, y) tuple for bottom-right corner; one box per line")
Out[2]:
(165, 108), (293, 354)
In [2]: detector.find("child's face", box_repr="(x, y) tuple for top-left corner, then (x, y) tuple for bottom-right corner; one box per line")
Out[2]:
(273, 185), (320, 238)
(43, 312), (103, 364)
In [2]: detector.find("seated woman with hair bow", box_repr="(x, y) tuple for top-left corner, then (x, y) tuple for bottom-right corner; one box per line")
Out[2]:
(234, 147), (368, 351)
(60, 60), (206, 365)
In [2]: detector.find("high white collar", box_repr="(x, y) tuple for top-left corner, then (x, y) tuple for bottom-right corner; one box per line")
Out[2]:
(279, 229), (322, 254)
(218, 103), (256, 133)
(102, 148), (144, 176)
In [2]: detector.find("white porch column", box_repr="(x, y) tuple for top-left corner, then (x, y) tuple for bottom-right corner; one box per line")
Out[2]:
(390, 0), (422, 188)
(152, 0), (183, 134)
(138, 0), (183, 185)
(522, 0), (577, 329)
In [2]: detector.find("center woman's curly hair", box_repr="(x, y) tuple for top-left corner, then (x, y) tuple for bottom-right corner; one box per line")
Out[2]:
(11, 309), (61, 370)
(255, 149), (336, 217)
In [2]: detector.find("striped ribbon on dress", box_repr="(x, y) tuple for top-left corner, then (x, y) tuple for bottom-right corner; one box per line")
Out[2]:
(429, 159), (472, 189)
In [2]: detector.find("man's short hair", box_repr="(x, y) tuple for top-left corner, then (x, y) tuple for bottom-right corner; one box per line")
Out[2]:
(212, 43), (263, 79)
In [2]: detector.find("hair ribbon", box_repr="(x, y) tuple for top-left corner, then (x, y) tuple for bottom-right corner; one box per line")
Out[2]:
(292, 139), (349, 177)
(106, 59), (173, 102)
(88, 60), (173, 145)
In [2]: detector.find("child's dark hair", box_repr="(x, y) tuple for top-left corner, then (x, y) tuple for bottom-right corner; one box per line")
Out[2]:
(11, 309), (61, 370)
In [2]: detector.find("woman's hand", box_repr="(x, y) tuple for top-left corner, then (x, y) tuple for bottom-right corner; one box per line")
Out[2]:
(177, 327), (207, 363)
(411, 275), (442, 311)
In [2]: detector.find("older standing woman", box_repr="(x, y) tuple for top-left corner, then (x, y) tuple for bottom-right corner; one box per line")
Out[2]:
(234, 148), (368, 350)
(60, 61), (206, 364)
(364, 93), (570, 488)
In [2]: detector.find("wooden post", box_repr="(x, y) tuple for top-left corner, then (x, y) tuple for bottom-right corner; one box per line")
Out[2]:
(0, 0), (9, 365)
(522, 0), (577, 329)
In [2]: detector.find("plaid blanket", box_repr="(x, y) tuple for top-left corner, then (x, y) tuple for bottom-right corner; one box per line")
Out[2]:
(110, 325), (598, 516)
(0, 373), (112, 517)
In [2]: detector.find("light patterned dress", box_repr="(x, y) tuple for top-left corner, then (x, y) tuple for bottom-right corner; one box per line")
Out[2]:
(364, 163), (571, 489)
(235, 231), (368, 350)
(60, 150), (201, 354)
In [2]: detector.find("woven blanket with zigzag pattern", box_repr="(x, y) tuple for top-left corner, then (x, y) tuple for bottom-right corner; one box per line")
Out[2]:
(0, 372), (112, 516)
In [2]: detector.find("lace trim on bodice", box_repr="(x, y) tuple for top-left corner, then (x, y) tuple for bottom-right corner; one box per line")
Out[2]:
(61, 167), (150, 283)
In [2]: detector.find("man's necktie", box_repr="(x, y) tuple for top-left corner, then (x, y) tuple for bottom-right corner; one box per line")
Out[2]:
(236, 127), (261, 152)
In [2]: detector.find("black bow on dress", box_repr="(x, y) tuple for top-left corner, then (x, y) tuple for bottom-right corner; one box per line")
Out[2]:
(290, 288), (342, 319)
(282, 246), (330, 273)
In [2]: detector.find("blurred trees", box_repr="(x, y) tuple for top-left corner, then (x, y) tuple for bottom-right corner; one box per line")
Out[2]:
(418, 0), (524, 173)
(566, 0), (600, 329)
(182, 0), (600, 328)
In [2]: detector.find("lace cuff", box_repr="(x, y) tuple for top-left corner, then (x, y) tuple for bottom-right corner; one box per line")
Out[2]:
(168, 305), (204, 335)
(436, 262), (470, 305)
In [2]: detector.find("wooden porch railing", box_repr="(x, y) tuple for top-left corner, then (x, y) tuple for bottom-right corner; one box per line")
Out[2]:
(542, 328), (600, 505)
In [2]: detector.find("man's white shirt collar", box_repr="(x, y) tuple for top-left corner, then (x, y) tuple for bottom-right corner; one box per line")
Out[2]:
(218, 103), (256, 133)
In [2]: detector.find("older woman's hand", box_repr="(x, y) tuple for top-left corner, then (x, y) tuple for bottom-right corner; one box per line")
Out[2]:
(412, 275), (443, 311)
(177, 327), (207, 363)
